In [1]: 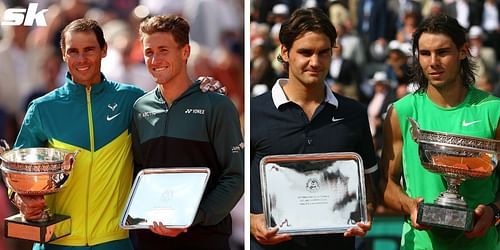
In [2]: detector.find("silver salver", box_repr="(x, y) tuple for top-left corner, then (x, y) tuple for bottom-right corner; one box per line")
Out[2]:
(120, 167), (210, 229)
(260, 152), (367, 235)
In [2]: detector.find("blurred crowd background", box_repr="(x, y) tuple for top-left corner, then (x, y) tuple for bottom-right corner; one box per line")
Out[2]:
(0, 0), (244, 249)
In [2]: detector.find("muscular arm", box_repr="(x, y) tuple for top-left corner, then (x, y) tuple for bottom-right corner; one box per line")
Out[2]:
(380, 107), (426, 229)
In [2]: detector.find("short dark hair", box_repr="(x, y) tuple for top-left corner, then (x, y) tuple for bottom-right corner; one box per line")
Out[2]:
(139, 15), (190, 47)
(277, 7), (337, 70)
(410, 14), (476, 92)
(60, 19), (106, 50)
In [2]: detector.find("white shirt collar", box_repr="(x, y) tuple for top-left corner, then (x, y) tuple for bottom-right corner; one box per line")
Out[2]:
(271, 78), (339, 109)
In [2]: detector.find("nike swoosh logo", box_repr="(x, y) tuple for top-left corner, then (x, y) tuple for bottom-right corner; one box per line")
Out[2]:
(106, 113), (121, 121)
(332, 117), (344, 122)
(462, 120), (481, 126)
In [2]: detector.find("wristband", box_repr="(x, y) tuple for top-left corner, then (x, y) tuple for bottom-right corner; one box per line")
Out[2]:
(487, 203), (500, 226)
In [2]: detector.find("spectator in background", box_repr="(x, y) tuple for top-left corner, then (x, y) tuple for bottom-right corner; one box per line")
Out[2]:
(336, 19), (366, 68)
(468, 25), (497, 85)
(251, 38), (276, 92)
(477, 0), (500, 61)
(476, 73), (496, 94)
(269, 3), (290, 31)
(387, 0), (421, 41)
(328, 43), (360, 100)
(367, 71), (395, 153)
(396, 12), (419, 43)
(357, 0), (388, 62)
(427, 0), (444, 17)
(100, 19), (156, 91)
(23, 47), (62, 112)
(328, 0), (350, 28)
(0, 24), (45, 120)
(270, 21), (287, 81)
(384, 40), (410, 87)
(30, 0), (90, 49)
(443, 0), (479, 30)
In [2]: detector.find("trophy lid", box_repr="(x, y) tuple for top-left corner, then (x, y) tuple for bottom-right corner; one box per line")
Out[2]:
(408, 118), (500, 153)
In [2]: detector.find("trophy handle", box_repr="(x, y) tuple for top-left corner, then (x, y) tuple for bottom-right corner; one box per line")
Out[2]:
(0, 139), (10, 155)
(62, 150), (79, 172)
(407, 118), (420, 142)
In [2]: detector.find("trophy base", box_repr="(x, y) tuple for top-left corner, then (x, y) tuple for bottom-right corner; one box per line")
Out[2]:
(4, 214), (71, 243)
(417, 203), (473, 231)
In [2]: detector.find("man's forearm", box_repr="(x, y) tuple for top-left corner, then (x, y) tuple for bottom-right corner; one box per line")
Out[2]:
(383, 178), (415, 215)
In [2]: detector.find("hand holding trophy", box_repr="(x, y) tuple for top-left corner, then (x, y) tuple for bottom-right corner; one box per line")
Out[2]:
(0, 139), (78, 243)
(408, 118), (500, 231)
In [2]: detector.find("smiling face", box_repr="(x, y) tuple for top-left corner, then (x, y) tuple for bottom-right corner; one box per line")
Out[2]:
(61, 31), (107, 86)
(417, 32), (467, 90)
(142, 32), (190, 85)
(281, 31), (332, 87)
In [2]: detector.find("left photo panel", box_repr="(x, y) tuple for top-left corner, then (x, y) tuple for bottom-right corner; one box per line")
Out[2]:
(0, 1), (245, 250)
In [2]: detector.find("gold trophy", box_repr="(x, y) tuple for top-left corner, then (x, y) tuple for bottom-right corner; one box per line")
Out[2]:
(0, 140), (78, 242)
(408, 118), (500, 231)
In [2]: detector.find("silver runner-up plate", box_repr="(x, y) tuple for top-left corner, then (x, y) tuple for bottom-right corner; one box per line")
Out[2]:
(120, 167), (210, 229)
(260, 153), (367, 235)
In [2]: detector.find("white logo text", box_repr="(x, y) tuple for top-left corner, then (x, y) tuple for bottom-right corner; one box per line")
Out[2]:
(1, 3), (48, 26)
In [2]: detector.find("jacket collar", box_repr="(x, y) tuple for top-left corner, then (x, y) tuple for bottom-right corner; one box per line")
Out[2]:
(64, 72), (107, 95)
(271, 78), (339, 109)
(153, 80), (201, 103)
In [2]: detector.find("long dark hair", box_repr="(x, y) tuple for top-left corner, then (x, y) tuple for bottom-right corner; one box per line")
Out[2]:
(277, 7), (337, 70)
(410, 14), (476, 92)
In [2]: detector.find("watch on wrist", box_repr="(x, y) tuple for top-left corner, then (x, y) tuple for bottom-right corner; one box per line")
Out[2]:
(487, 203), (500, 225)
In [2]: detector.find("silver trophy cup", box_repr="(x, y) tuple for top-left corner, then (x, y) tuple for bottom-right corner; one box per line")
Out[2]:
(408, 118), (500, 231)
(0, 140), (78, 242)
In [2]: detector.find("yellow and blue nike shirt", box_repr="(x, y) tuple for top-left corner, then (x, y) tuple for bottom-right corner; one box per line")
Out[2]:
(14, 72), (144, 246)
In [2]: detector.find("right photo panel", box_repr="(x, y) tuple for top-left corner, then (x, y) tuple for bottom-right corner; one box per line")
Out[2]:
(249, 1), (500, 250)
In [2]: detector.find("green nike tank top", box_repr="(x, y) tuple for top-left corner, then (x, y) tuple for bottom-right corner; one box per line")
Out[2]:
(393, 86), (500, 250)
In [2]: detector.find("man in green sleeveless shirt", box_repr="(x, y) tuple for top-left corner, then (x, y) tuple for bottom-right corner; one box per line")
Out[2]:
(380, 14), (500, 250)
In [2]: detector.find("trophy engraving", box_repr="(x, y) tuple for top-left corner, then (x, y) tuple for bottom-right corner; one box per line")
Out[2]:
(260, 153), (367, 235)
(0, 140), (78, 242)
(120, 168), (210, 229)
(408, 118), (500, 231)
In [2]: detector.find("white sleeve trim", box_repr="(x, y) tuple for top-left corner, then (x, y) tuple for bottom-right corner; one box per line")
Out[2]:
(364, 164), (378, 174)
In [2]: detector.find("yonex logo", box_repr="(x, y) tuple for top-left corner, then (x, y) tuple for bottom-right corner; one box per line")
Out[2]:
(185, 109), (205, 114)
